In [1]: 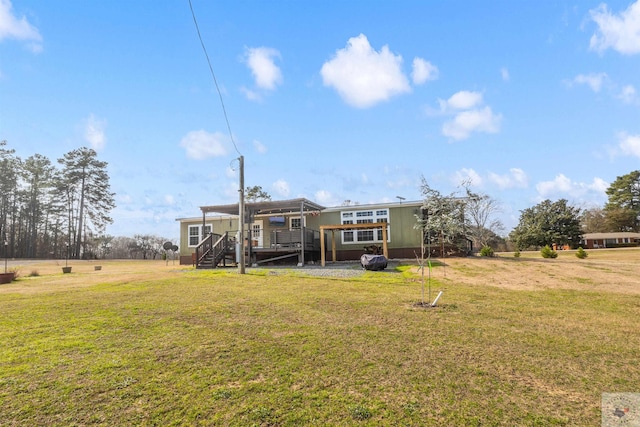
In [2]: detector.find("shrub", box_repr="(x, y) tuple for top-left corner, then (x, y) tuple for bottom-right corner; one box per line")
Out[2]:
(514, 250), (521, 258)
(349, 405), (372, 420)
(29, 270), (39, 277)
(540, 245), (558, 259)
(575, 247), (588, 259)
(479, 246), (494, 257)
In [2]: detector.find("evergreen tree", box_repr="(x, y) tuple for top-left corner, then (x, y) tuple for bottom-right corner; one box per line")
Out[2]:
(510, 199), (582, 250)
(604, 170), (640, 231)
(0, 141), (20, 256)
(58, 147), (116, 259)
(245, 185), (271, 202)
(20, 154), (56, 257)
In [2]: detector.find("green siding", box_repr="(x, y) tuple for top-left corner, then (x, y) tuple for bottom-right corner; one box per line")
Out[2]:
(178, 202), (424, 257)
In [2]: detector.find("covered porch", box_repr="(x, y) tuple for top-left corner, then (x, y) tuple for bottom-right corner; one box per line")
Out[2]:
(198, 198), (326, 267)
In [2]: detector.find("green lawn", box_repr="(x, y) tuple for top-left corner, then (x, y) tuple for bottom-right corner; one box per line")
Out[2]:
(1, 261), (638, 426)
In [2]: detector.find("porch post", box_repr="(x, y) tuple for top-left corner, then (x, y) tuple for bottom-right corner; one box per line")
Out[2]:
(202, 211), (206, 240)
(381, 224), (389, 258)
(331, 230), (337, 262)
(299, 200), (305, 266)
(320, 226), (326, 266)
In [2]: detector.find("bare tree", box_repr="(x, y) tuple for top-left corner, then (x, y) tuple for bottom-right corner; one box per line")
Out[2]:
(463, 187), (504, 249)
(414, 178), (467, 304)
(580, 207), (607, 233)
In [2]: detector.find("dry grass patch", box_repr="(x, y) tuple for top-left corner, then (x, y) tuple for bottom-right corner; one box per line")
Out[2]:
(434, 248), (640, 294)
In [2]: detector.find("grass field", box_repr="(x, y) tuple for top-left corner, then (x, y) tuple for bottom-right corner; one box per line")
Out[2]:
(1, 250), (639, 426)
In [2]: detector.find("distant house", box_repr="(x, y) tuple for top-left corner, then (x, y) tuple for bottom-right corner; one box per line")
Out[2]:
(580, 232), (640, 249)
(176, 198), (465, 268)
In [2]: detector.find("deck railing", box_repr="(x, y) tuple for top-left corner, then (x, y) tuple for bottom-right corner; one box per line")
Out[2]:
(195, 232), (232, 268)
(195, 232), (219, 266)
(270, 228), (320, 251)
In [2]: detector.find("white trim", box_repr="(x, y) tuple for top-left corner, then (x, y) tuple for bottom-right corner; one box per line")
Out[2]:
(251, 220), (264, 248)
(188, 223), (213, 247)
(289, 216), (306, 230)
(340, 208), (390, 245)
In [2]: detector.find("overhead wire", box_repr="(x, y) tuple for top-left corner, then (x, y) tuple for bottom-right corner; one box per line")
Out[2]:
(188, 0), (241, 156)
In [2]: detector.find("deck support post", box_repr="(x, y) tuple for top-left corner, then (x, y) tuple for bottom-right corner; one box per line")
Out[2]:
(298, 200), (305, 266)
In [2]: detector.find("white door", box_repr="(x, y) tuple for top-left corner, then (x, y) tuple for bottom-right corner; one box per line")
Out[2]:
(251, 220), (263, 248)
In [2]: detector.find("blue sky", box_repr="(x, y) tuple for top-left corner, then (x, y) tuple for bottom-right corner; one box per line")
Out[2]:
(2, 0), (640, 239)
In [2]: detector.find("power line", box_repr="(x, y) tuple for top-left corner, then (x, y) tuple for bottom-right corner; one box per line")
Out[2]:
(188, 0), (241, 156)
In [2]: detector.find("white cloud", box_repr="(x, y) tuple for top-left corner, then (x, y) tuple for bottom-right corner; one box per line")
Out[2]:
(240, 87), (262, 101)
(385, 176), (414, 189)
(442, 106), (502, 141)
(180, 130), (228, 160)
(591, 177), (610, 193)
(243, 47), (282, 90)
(589, 0), (640, 54)
(572, 72), (608, 92)
(439, 90), (483, 111)
(0, 0), (42, 52)
(314, 189), (336, 206)
(272, 179), (290, 197)
(618, 132), (640, 157)
(501, 67), (510, 81)
(618, 84), (638, 104)
(164, 195), (175, 205)
(437, 91), (502, 140)
(253, 139), (267, 154)
(453, 168), (483, 187)
(84, 114), (107, 150)
(536, 173), (573, 196)
(119, 194), (133, 204)
(411, 57), (438, 84)
(536, 173), (608, 198)
(320, 33), (411, 108)
(225, 166), (236, 179)
(222, 180), (240, 200)
(488, 168), (528, 189)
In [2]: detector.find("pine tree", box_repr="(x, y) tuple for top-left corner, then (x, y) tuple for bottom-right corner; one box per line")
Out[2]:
(58, 147), (116, 259)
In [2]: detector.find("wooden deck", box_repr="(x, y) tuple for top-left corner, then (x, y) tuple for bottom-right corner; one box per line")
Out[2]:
(194, 228), (325, 268)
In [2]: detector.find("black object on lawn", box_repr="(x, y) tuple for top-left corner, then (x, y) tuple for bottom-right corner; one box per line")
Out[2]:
(360, 254), (388, 271)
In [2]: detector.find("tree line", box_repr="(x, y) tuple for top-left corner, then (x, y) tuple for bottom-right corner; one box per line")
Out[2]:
(1, 141), (181, 260)
(510, 170), (640, 250)
(0, 141), (179, 260)
(417, 170), (640, 254)
(0, 141), (120, 259)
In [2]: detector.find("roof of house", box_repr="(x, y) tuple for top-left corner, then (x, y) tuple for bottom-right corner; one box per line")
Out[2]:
(321, 200), (423, 212)
(582, 232), (640, 239)
(200, 198), (325, 216)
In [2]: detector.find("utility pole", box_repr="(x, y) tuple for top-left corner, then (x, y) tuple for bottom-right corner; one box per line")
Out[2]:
(238, 155), (245, 274)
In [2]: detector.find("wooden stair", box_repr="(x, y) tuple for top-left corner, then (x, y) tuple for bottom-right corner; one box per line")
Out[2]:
(195, 232), (235, 269)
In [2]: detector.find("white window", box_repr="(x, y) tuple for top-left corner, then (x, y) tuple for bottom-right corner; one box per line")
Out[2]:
(340, 209), (390, 244)
(290, 217), (306, 229)
(188, 224), (212, 247)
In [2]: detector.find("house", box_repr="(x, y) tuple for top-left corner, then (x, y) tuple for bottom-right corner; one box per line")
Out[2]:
(176, 198), (435, 268)
(580, 232), (640, 249)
